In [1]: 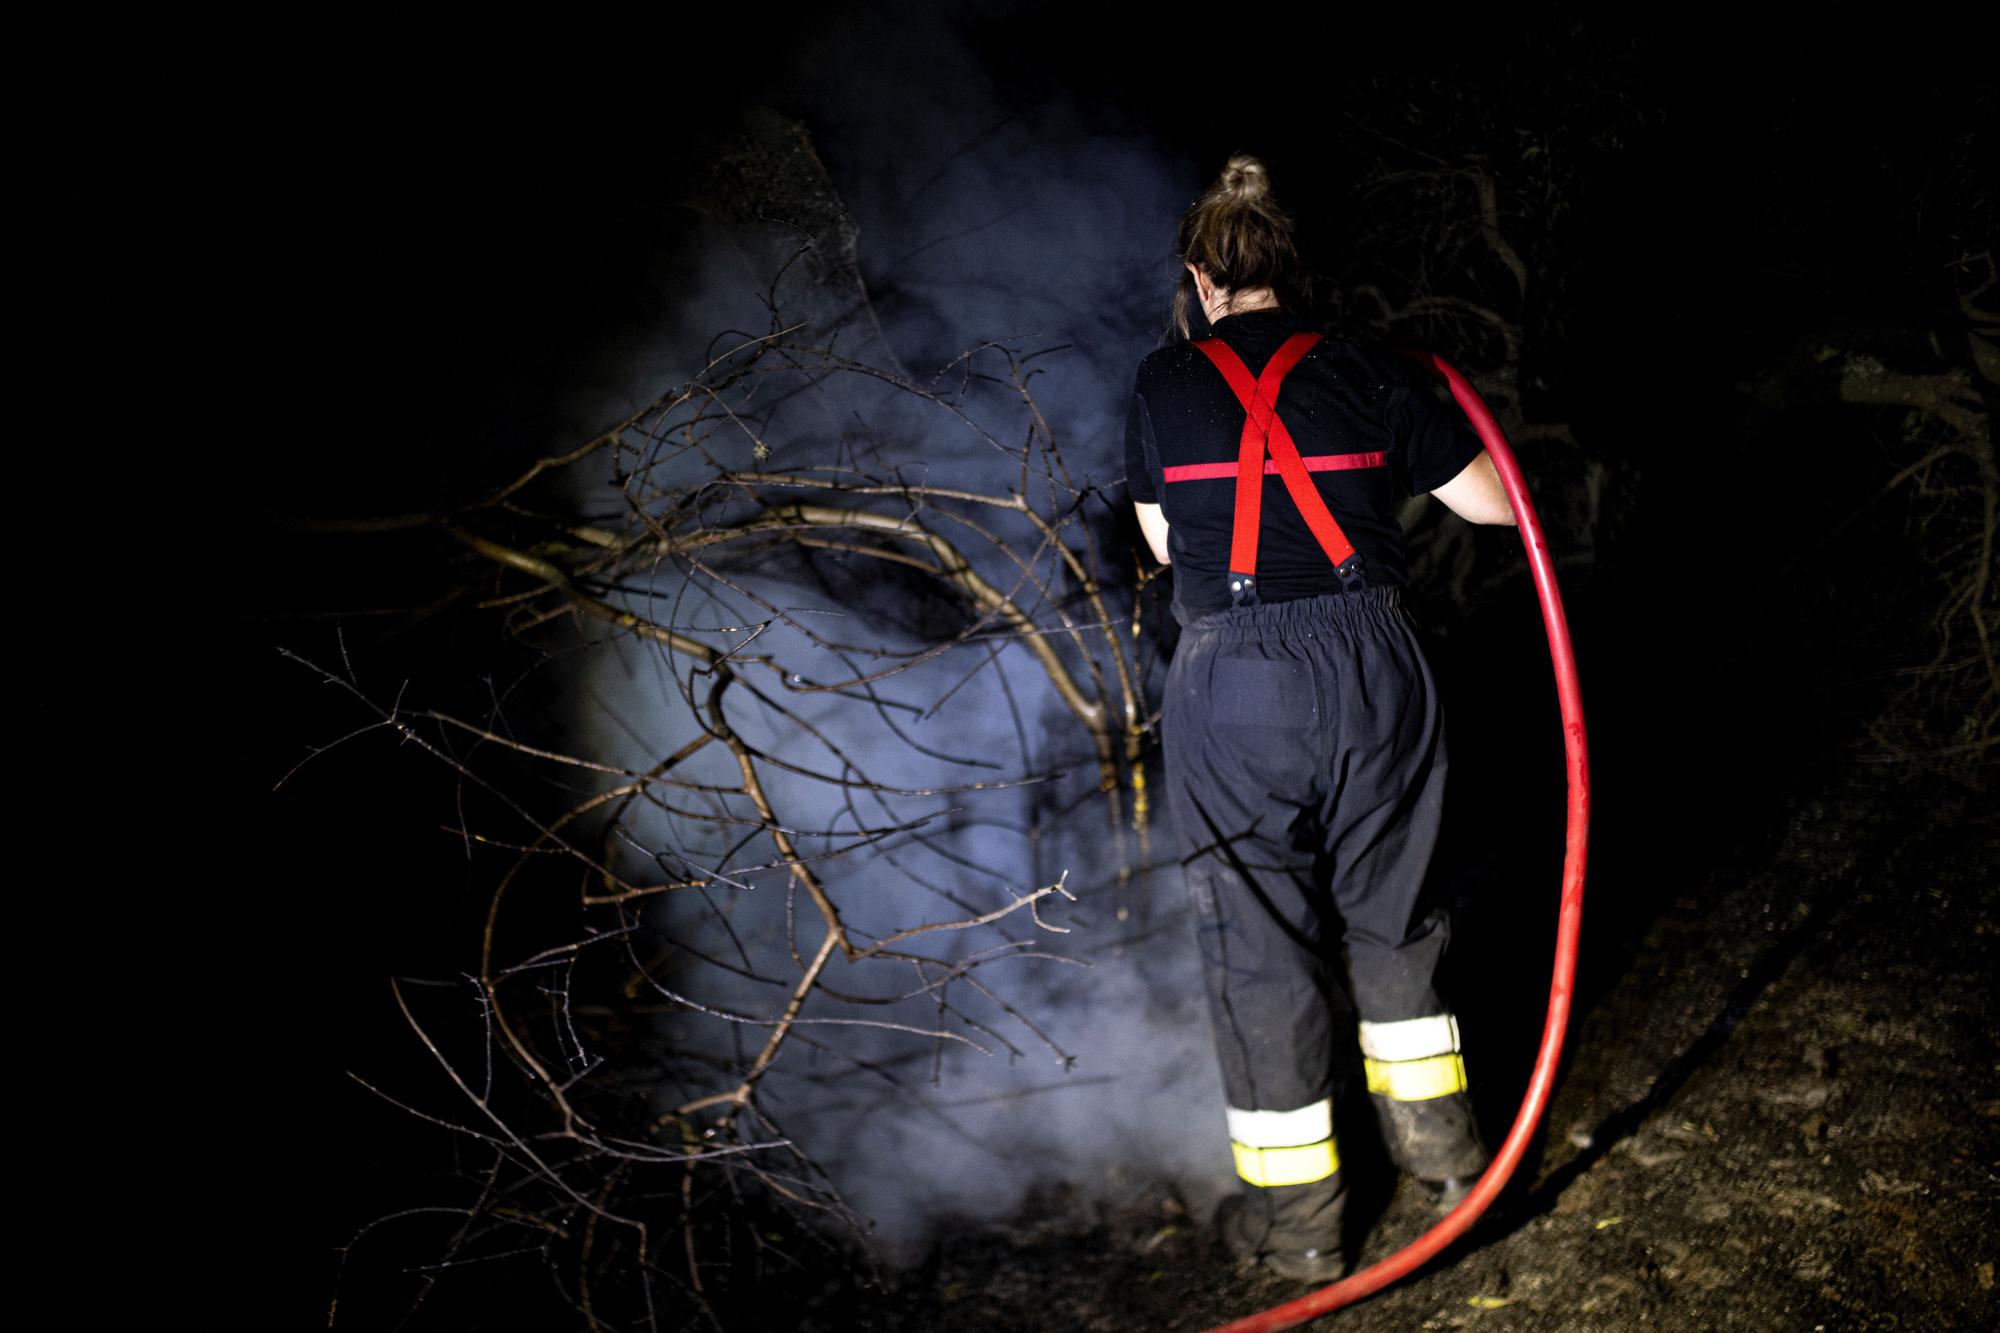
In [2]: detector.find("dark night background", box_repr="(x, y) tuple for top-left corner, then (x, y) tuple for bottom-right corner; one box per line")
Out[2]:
(191, 10), (1993, 1329)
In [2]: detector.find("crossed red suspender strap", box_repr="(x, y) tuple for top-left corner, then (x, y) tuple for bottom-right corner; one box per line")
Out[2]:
(1182, 331), (1375, 605)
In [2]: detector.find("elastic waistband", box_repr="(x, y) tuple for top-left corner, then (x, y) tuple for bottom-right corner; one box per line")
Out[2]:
(1182, 584), (1405, 642)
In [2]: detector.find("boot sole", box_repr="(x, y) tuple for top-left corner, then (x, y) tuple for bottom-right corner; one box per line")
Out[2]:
(1259, 1250), (1352, 1283)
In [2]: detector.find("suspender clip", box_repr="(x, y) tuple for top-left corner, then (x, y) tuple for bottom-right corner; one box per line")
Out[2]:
(1228, 572), (1258, 607)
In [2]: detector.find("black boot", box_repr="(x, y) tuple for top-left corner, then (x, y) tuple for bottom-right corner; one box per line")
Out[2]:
(1214, 1176), (1351, 1282)
(1373, 1089), (1490, 1211)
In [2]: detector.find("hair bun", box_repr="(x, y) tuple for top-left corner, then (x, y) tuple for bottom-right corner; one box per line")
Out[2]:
(1169, 152), (1299, 340)
(1221, 155), (1269, 200)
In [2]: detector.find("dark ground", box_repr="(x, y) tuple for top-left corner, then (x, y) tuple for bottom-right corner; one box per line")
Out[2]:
(792, 769), (1997, 1331)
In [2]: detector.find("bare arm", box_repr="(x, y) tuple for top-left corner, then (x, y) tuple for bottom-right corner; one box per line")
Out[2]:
(1429, 451), (1517, 526)
(1135, 501), (1171, 564)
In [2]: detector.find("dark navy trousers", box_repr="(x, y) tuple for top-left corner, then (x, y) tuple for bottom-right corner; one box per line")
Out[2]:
(1162, 585), (1452, 1121)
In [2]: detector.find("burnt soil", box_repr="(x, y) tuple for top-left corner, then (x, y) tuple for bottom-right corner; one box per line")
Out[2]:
(788, 771), (1997, 1331)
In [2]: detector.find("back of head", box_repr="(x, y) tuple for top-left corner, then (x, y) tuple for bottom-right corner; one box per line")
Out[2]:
(1172, 154), (1305, 340)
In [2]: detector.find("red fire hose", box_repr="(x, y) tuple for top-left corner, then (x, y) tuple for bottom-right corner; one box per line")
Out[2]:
(1200, 351), (1592, 1333)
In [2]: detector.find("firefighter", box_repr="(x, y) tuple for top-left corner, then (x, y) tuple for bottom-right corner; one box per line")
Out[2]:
(1125, 155), (1518, 1281)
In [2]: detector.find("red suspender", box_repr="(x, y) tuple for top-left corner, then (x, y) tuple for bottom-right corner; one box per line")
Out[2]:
(1190, 331), (1366, 603)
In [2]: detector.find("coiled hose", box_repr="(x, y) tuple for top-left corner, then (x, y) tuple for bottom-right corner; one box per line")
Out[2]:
(1200, 350), (1592, 1333)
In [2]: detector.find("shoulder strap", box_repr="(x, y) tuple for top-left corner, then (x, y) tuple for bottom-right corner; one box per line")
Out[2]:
(1193, 332), (1362, 602)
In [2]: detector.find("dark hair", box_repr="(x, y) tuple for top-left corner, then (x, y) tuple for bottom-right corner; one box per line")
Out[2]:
(1171, 154), (1305, 340)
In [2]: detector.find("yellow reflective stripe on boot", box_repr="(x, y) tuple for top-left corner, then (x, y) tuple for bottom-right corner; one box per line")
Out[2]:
(1363, 1052), (1468, 1101)
(1225, 1099), (1340, 1186)
(1232, 1138), (1340, 1186)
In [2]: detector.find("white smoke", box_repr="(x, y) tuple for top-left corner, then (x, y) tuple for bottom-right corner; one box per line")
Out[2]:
(550, 2), (1241, 1259)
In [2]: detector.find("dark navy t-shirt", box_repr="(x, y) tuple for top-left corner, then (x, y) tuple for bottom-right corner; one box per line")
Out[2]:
(1124, 308), (1484, 623)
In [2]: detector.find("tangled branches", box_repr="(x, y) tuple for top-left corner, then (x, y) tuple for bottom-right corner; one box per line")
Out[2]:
(1744, 251), (1999, 785)
(1843, 252), (1998, 781)
(303, 313), (1171, 1329)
